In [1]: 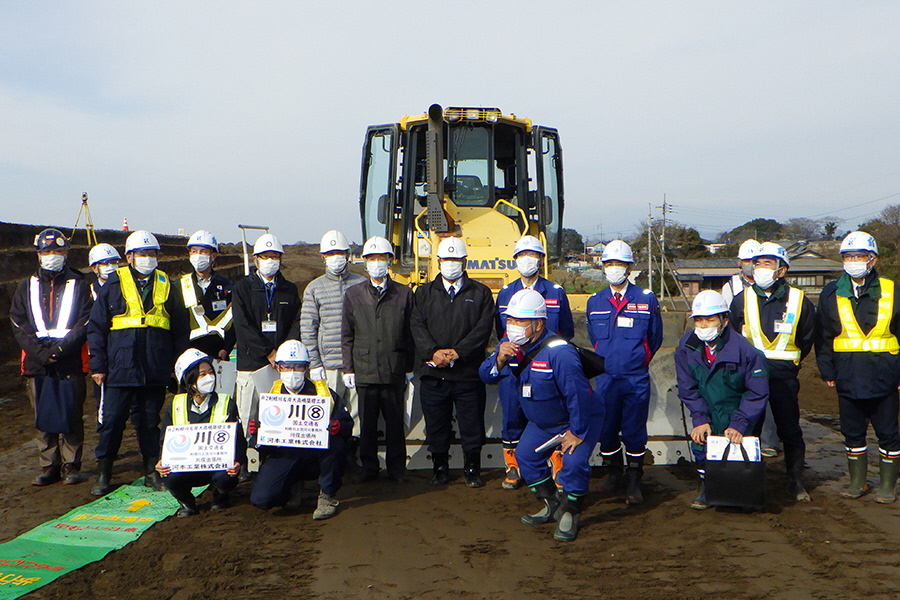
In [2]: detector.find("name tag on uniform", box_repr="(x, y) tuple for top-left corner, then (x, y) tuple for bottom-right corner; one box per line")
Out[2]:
(261, 320), (277, 333)
(617, 316), (634, 328)
(522, 384), (532, 398)
(212, 300), (227, 311)
(774, 320), (793, 334)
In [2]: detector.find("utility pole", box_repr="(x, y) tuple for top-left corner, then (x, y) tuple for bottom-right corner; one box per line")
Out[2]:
(657, 195), (672, 303)
(647, 203), (653, 292)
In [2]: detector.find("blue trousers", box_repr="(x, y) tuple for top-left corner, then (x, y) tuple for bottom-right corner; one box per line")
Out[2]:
(498, 377), (528, 442)
(251, 439), (347, 509)
(517, 418), (602, 495)
(164, 470), (238, 495)
(597, 373), (651, 456)
(95, 386), (165, 462)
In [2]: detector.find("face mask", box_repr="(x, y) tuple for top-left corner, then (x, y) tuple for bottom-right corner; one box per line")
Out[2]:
(506, 322), (532, 346)
(516, 256), (540, 278)
(604, 265), (628, 286)
(280, 371), (306, 391)
(189, 254), (212, 273)
(325, 255), (348, 275)
(440, 260), (464, 281)
(98, 263), (118, 281)
(695, 325), (720, 342)
(195, 374), (216, 395)
(753, 267), (777, 290)
(39, 254), (66, 272)
(844, 261), (871, 280)
(257, 258), (281, 277)
(366, 260), (389, 279)
(741, 263), (754, 278)
(133, 256), (158, 275)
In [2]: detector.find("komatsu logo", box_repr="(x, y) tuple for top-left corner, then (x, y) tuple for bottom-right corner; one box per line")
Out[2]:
(467, 258), (515, 270)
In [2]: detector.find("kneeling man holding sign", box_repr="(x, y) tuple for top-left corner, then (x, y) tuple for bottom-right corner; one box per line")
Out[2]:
(249, 340), (352, 519)
(158, 349), (246, 517)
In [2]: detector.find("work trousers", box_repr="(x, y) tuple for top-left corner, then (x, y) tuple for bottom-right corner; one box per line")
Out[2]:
(164, 470), (238, 496)
(251, 440), (346, 509)
(325, 368), (359, 437)
(95, 386), (164, 462)
(27, 377), (86, 468)
(356, 383), (407, 477)
(419, 377), (486, 455)
(839, 392), (900, 452)
(597, 373), (651, 456)
(517, 418), (602, 495)
(235, 370), (261, 471)
(767, 376), (805, 451)
(498, 376), (528, 442)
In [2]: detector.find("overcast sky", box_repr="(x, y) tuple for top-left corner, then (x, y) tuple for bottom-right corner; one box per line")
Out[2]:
(3, 2), (899, 247)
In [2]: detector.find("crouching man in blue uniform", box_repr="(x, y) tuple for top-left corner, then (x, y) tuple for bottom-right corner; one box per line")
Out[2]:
(675, 290), (769, 510)
(249, 340), (352, 520)
(480, 289), (599, 541)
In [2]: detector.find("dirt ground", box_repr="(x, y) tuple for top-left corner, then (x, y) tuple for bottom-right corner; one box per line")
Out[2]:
(2, 355), (900, 600)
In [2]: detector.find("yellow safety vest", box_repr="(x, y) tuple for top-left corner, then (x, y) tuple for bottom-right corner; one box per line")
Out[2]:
(834, 278), (900, 354)
(172, 393), (232, 426)
(110, 267), (171, 330)
(180, 274), (233, 340)
(742, 286), (804, 364)
(269, 379), (333, 408)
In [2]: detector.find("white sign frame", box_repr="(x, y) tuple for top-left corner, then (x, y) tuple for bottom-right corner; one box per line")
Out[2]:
(161, 422), (238, 473)
(257, 393), (331, 449)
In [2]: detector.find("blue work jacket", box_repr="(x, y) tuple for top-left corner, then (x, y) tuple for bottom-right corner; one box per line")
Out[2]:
(587, 283), (663, 377)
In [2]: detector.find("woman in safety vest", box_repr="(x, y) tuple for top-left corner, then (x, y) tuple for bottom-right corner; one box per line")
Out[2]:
(156, 349), (246, 517)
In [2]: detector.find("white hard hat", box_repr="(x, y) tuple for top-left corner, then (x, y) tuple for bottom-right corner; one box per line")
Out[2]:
(753, 242), (790, 267)
(691, 290), (730, 318)
(437, 237), (468, 259)
(187, 230), (218, 251)
(274, 340), (310, 364)
(89, 243), (121, 266)
(125, 230), (161, 253)
(513, 235), (545, 257)
(319, 230), (350, 253)
(362, 236), (394, 257)
(737, 239), (761, 260)
(504, 289), (547, 319)
(840, 231), (878, 255)
(253, 233), (284, 255)
(601, 240), (633, 263)
(174, 348), (212, 385)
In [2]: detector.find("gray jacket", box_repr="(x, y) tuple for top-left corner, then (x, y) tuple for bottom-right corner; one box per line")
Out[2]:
(300, 269), (366, 370)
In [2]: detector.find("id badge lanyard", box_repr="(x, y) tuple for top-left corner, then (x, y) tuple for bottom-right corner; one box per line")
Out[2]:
(262, 282), (277, 333)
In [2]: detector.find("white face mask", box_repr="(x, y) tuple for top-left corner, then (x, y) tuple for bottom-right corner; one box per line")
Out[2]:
(195, 373), (216, 395)
(98, 263), (118, 281)
(516, 256), (541, 278)
(753, 267), (777, 290)
(366, 259), (389, 280)
(844, 261), (871, 280)
(695, 325), (720, 342)
(506, 322), (532, 346)
(604, 265), (628, 286)
(324, 255), (348, 275)
(257, 258), (281, 277)
(133, 256), (158, 275)
(280, 371), (306, 391)
(189, 254), (212, 273)
(39, 254), (66, 272)
(440, 260), (464, 281)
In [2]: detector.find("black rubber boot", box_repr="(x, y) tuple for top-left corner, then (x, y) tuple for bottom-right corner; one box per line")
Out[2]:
(522, 478), (561, 525)
(599, 448), (624, 494)
(875, 455), (898, 504)
(170, 489), (198, 518)
(463, 452), (484, 488)
(553, 492), (585, 542)
(784, 445), (811, 502)
(211, 488), (231, 511)
(840, 452), (869, 499)
(430, 452), (449, 486)
(143, 457), (165, 492)
(624, 454), (644, 505)
(91, 459), (113, 496)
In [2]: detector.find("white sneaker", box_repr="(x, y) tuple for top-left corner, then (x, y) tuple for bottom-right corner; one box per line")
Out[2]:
(313, 493), (339, 520)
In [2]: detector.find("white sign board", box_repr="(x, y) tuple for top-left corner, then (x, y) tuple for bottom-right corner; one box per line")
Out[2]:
(706, 435), (761, 462)
(257, 393), (331, 449)
(161, 422), (237, 472)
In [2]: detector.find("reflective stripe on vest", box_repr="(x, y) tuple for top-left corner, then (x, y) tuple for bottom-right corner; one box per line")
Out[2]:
(834, 278), (900, 354)
(172, 393), (232, 426)
(181, 274), (233, 340)
(30, 277), (77, 339)
(110, 267), (171, 330)
(742, 286), (804, 364)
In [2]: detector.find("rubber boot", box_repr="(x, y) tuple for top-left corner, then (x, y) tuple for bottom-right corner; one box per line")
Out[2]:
(32, 466), (61, 486)
(784, 445), (811, 502)
(599, 448), (624, 494)
(521, 478), (561, 525)
(61, 463), (87, 485)
(430, 452), (449, 486)
(840, 452), (869, 499)
(549, 449), (564, 491)
(624, 455), (644, 505)
(211, 488), (231, 511)
(554, 492), (585, 542)
(91, 459), (113, 496)
(464, 452), (484, 488)
(875, 454), (898, 504)
(501, 442), (522, 490)
(169, 489), (198, 518)
(143, 458), (165, 492)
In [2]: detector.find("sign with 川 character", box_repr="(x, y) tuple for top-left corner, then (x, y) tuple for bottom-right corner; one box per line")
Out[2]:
(257, 393), (331, 449)
(161, 422), (237, 472)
